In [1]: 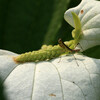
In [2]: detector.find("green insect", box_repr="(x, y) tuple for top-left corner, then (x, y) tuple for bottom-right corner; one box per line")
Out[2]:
(14, 12), (82, 63)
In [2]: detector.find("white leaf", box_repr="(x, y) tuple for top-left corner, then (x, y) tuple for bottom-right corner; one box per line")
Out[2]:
(0, 49), (17, 56)
(0, 50), (100, 100)
(64, 0), (100, 51)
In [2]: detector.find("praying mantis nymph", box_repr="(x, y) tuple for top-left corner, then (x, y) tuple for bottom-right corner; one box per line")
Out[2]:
(14, 39), (80, 63)
(14, 12), (82, 63)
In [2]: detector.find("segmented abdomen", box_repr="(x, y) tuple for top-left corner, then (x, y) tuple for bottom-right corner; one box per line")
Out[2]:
(14, 45), (66, 63)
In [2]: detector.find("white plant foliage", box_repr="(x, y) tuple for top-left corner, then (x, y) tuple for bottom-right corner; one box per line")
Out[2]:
(0, 50), (100, 100)
(64, 0), (100, 51)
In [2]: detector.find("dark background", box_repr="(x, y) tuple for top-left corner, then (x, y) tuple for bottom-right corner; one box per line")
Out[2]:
(0, 0), (100, 58)
(0, 0), (79, 53)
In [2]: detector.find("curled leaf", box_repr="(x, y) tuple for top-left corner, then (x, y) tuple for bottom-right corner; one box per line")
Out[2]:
(64, 0), (100, 51)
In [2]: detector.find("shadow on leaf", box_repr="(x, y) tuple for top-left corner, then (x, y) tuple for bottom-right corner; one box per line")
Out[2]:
(0, 77), (7, 100)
